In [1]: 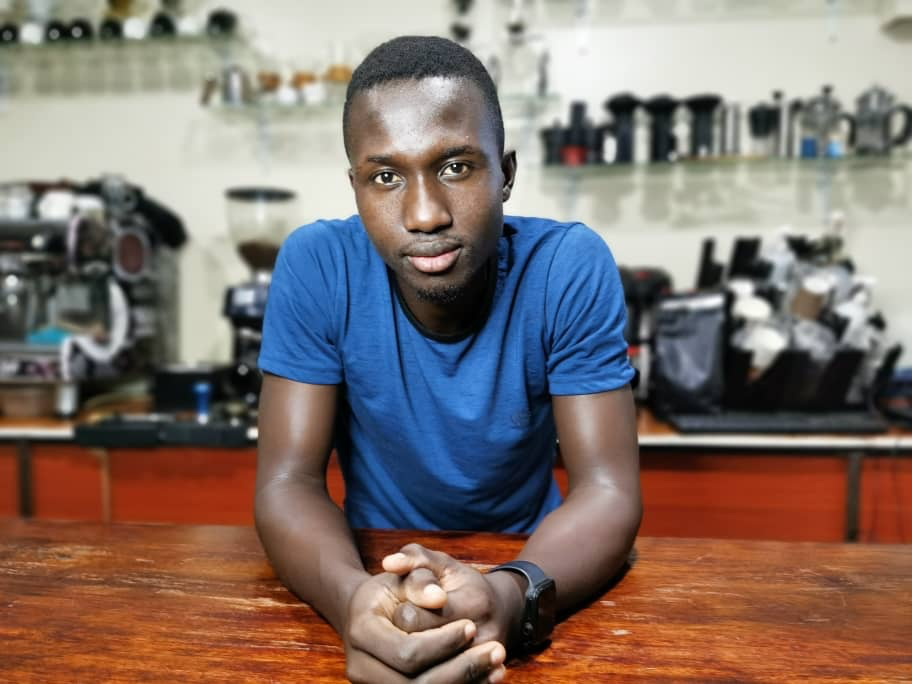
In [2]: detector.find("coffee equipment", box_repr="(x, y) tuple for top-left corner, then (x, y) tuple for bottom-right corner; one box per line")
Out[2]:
(748, 103), (778, 157)
(719, 102), (742, 157)
(539, 119), (564, 165)
(771, 90), (803, 159)
(644, 95), (679, 162)
(684, 94), (722, 158)
(201, 64), (253, 107)
(619, 266), (673, 401)
(799, 85), (855, 159)
(0, 175), (185, 416)
(853, 85), (912, 155)
(605, 93), (641, 164)
(222, 187), (298, 411)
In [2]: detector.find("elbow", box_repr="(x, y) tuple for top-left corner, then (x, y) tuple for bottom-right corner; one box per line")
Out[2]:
(627, 494), (643, 548)
(605, 483), (642, 553)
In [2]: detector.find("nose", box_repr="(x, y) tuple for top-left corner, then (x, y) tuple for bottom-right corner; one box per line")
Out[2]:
(402, 174), (452, 233)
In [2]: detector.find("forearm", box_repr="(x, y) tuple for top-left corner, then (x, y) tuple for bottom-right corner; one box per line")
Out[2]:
(254, 475), (368, 633)
(518, 481), (641, 613)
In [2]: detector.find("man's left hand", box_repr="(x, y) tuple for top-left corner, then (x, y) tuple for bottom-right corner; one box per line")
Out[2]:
(382, 544), (525, 651)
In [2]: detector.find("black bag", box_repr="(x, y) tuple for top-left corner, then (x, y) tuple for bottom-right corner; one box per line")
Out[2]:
(651, 292), (726, 415)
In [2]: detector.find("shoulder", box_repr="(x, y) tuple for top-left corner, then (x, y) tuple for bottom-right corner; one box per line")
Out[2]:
(505, 215), (615, 278)
(279, 214), (368, 261)
(506, 215), (608, 253)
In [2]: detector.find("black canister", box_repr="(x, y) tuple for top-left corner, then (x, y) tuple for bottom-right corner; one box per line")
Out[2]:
(68, 19), (94, 41)
(645, 95), (679, 162)
(605, 93), (640, 163)
(540, 120), (566, 166)
(0, 23), (19, 45)
(685, 94), (722, 158)
(99, 18), (123, 41)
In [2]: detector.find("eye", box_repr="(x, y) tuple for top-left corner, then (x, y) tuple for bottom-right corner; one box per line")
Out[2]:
(372, 171), (402, 186)
(440, 162), (470, 178)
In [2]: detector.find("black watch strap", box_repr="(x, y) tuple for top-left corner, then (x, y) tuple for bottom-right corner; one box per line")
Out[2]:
(489, 560), (556, 651)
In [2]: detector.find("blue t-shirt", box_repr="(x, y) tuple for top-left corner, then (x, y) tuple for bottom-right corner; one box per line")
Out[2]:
(258, 215), (633, 533)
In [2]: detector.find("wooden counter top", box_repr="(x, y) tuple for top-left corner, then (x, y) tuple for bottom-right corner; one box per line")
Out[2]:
(1, 521), (910, 682)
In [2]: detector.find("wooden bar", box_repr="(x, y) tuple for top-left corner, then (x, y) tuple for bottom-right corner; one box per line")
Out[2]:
(1, 521), (909, 682)
(31, 444), (105, 521)
(0, 444), (17, 517)
(859, 455), (912, 543)
(4, 409), (912, 540)
(639, 451), (847, 541)
(108, 447), (258, 525)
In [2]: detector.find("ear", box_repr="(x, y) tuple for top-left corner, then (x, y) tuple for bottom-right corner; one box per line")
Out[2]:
(500, 150), (517, 203)
(347, 168), (355, 189)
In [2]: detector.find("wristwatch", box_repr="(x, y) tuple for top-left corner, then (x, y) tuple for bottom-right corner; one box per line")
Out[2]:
(489, 560), (556, 651)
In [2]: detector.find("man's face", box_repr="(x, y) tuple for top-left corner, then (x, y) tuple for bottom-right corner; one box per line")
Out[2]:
(346, 77), (514, 307)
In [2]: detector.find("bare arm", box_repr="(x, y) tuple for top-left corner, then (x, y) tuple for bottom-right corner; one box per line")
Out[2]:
(520, 385), (641, 612)
(254, 373), (364, 632)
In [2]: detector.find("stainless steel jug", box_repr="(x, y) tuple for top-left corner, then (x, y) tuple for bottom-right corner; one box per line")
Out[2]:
(853, 85), (912, 155)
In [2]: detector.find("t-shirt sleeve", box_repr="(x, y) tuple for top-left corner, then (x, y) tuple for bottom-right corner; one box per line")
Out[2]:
(545, 223), (634, 395)
(257, 223), (343, 385)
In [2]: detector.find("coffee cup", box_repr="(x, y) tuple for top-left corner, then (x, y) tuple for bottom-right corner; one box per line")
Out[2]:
(790, 274), (831, 319)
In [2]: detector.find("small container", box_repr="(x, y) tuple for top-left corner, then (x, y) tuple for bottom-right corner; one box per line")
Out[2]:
(194, 381), (212, 424)
(0, 385), (57, 418)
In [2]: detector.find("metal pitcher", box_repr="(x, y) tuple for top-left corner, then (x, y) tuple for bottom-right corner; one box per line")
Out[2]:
(854, 85), (912, 155)
(799, 85), (855, 159)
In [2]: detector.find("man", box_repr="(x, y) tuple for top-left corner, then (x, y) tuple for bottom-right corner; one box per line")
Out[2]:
(255, 35), (640, 683)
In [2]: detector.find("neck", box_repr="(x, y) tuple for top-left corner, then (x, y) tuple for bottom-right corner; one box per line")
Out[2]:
(395, 257), (496, 338)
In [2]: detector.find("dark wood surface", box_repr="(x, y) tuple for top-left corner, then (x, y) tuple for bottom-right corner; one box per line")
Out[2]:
(1, 521), (910, 682)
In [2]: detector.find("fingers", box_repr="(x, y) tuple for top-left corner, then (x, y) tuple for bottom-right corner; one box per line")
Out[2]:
(416, 641), (507, 684)
(383, 543), (456, 578)
(346, 640), (506, 684)
(393, 600), (450, 634)
(344, 651), (410, 684)
(350, 614), (477, 676)
(400, 567), (447, 610)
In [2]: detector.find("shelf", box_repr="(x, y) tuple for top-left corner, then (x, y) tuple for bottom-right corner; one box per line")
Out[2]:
(542, 154), (912, 178)
(0, 35), (247, 58)
(205, 98), (343, 122)
(496, 0), (881, 26)
(204, 93), (559, 125)
(0, 36), (252, 95)
(534, 154), (911, 230)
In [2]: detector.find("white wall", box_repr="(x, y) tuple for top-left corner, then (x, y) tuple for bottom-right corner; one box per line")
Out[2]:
(1, 0), (910, 364)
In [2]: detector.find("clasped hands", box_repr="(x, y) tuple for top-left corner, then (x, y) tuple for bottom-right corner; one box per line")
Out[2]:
(343, 544), (524, 683)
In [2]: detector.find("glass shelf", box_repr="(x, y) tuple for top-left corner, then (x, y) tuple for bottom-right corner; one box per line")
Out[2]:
(206, 98), (343, 123)
(204, 93), (559, 125)
(497, 0), (881, 26)
(534, 153), (911, 231)
(541, 154), (912, 178)
(0, 36), (251, 95)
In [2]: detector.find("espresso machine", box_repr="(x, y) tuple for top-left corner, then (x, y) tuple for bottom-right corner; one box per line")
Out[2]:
(222, 186), (298, 412)
(0, 175), (185, 417)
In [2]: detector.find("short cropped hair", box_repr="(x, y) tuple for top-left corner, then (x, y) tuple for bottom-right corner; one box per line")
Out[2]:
(342, 35), (505, 158)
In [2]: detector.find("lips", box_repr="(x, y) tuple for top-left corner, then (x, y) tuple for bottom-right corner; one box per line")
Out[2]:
(404, 240), (462, 274)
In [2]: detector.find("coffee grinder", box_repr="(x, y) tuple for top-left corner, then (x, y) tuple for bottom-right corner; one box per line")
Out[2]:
(222, 187), (298, 412)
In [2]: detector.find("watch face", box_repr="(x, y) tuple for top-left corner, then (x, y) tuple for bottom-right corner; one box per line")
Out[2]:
(532, 580), (557, 643)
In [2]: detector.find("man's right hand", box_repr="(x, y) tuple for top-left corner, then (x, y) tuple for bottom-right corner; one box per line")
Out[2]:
(344, 571), (507, 683)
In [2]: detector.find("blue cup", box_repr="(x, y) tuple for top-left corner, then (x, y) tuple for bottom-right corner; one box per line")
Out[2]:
(800, 137), (818, 159)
